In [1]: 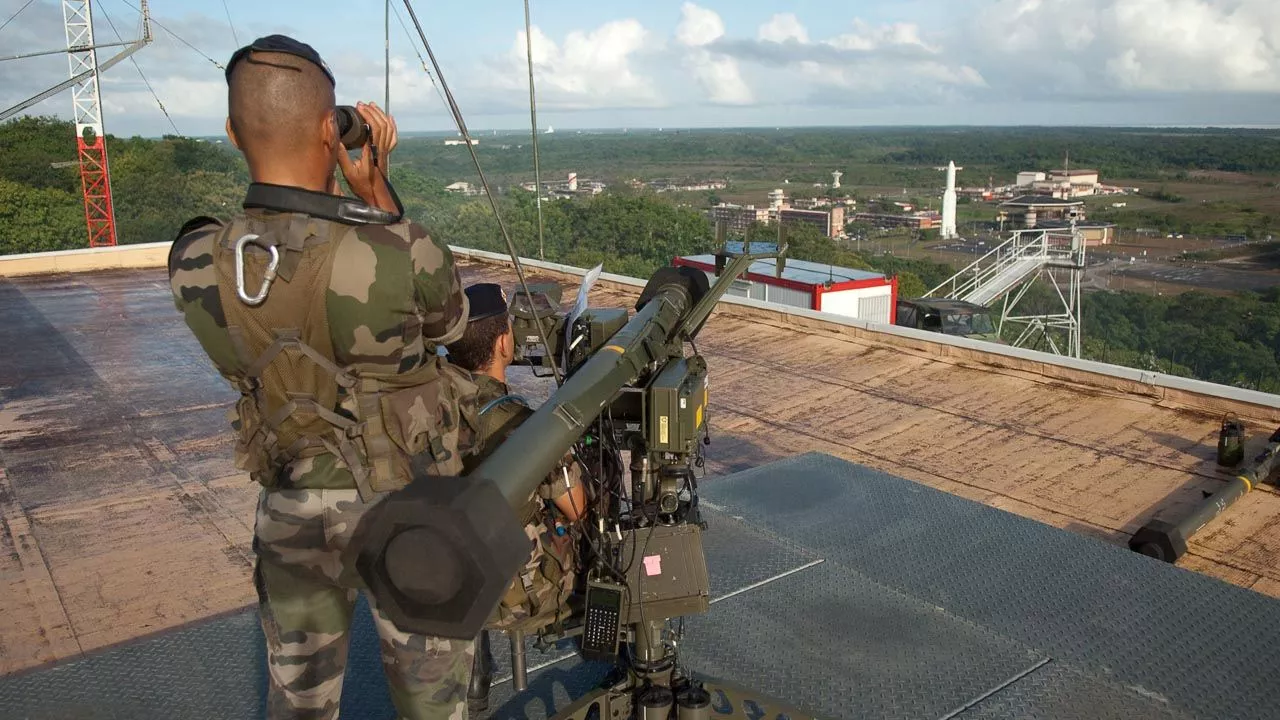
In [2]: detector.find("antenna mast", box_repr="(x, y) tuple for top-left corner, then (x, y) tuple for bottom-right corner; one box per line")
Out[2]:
(61, 0), (149, 247)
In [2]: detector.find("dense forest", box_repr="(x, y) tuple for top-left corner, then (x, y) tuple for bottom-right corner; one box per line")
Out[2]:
(3, 117), (1278, 391)
(390, 126), (1280, 186)
(0, 117), (246, 254)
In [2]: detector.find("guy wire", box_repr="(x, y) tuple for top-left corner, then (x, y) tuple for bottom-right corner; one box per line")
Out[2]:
(523, 0), (547, 262)
(400, 0), (562, 385)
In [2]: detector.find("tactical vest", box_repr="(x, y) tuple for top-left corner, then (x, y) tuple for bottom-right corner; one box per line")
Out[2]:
(203, 212), (477, 500)
(471, 390), (577, 633)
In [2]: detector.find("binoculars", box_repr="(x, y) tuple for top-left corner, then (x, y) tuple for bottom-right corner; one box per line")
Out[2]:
(335, 105), (370, 150)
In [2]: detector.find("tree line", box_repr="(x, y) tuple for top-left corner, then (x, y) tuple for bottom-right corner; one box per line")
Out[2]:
(3, 117), (1278, 391)
(0, 117), (245, 254)
(391, 126), (1280, 187)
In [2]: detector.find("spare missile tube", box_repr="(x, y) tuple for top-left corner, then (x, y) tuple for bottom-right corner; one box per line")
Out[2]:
(1130, 426), (1280, 563)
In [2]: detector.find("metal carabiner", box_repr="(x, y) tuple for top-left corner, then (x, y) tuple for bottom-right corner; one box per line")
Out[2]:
(234, 234), (280, 306)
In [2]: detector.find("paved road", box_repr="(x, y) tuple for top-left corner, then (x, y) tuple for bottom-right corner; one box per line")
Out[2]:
(1086, 258), (1279, 293)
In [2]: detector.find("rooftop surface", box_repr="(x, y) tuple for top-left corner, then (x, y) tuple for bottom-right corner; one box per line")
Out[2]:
(1002, 195), (1086, 207)
(7, 452), (1280, 719)
(678, 254), (886, 285)
(2, 250), (1280, 681)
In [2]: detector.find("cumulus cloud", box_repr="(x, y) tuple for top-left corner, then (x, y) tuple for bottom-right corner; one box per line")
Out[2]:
(675, 3), (753, 106)
(710, 14), (985, 105)
(7, 0), (1280, 132)
(1, 1), (281, 136)
(971, 0), (1280, 95)
(481, 19), (663, 112)
(758, 13), (809, 45)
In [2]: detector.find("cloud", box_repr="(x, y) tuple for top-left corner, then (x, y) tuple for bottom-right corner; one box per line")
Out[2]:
(5, 0), (1280, 133)
(675, 2), (725, 48)
(758, 13), (809, 45)
(0, 1), (267, 136)
(971, 0), (1280, 95)
(709, 14), (985, 105)
(480, 19), (663, 112)
(675, 3), (752, 105)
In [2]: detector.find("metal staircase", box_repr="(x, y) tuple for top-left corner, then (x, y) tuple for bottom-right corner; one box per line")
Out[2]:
(926, 227), (1086, 357)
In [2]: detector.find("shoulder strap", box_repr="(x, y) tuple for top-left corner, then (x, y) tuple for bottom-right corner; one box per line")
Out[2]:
(480, 394), (531, 417)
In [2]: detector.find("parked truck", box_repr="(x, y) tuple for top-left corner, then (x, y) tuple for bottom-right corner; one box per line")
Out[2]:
(895, 298), (1002, 344)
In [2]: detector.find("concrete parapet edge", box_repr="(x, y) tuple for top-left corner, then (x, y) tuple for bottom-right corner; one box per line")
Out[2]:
(4, 242), (1274, 421)
(0, 242), (171, 276)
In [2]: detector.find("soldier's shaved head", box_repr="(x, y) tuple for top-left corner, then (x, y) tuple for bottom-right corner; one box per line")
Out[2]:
(227, 50), (336, 180)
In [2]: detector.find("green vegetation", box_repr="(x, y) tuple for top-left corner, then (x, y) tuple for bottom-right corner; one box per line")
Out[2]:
(0, 117), (246, 253)
(1148, 187), (1185, 203)
(394, 127), (1280, 187)
(3, 117), (1279, 391)
(1184, 241), (1280, 265)
(1083, 289), (1280, 393)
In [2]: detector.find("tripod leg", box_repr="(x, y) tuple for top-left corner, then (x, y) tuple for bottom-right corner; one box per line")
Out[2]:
(548, 676), (633, 720)
(693, 675), (822, 719)
(468, 630), (494, 715)
(510, 629), (528, 691)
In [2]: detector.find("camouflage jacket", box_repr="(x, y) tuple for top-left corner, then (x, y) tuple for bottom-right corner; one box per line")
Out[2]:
(462, 376), (531, 474)
(467, 375), (579, 632)
(169, 204), (467, 491)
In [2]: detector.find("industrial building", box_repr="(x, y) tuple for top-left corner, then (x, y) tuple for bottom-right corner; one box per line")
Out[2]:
(708, 203), (770, 234)
(852, 211), (939, 230)
(674, 253), (896, 323)
(1035, 219), (1116, 246)
(1016, 169), (1102, 198)
(444, 181), (478, 196)
(519, 172), (606, 198)
(1000, 195), (1085, 229)
(779, 206), (845, 239)
(1016, 171), (1046, 187)
(1045, 169), (1100, 197)
(645, 178), (728, 193)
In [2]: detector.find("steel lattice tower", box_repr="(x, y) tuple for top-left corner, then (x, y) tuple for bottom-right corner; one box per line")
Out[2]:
(63, 0), (117, 247)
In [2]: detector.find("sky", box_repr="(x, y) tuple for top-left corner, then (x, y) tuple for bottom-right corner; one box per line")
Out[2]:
(2, 0), (1280, 137)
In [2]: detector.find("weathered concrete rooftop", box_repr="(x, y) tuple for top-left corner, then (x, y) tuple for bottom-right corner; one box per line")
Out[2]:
(2, 243), (1280, 678)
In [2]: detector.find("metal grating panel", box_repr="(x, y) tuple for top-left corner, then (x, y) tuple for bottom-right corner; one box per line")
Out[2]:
(954, 661), (1195, 720)
(699, 452), (1280, 720)
(680, 560), (1046, 720)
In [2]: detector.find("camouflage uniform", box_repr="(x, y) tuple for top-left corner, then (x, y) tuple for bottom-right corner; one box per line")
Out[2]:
(466, 375), (578, 632)
(170, 205), (474, 720)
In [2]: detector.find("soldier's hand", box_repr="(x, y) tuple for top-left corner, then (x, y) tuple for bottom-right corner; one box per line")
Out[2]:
(337, 102), (398, 213)
(359, 101), (398, 160)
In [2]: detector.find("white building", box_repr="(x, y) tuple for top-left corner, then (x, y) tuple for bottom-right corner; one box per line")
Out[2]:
(768, 189), (787, 210)
(673, 255), (897, 325)
(1017, 171), (1047, 187)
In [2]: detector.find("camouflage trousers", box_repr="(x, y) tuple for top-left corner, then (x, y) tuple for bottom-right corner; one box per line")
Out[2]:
(254, 488), (474, 720)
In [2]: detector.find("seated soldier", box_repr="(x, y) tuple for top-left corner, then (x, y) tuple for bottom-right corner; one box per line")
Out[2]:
(446, 282), (587, 713)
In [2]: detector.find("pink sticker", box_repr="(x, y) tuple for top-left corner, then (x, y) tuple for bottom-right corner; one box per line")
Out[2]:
(643, 555), (663, 576)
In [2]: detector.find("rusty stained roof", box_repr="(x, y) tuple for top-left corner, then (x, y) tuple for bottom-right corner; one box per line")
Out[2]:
(2, 258), (1280, 678)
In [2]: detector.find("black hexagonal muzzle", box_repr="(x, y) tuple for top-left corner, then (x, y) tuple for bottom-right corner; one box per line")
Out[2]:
(347, 475), (530, 640)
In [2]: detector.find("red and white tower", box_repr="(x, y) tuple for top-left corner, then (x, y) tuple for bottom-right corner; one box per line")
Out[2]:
(63, 0), (119, 247)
